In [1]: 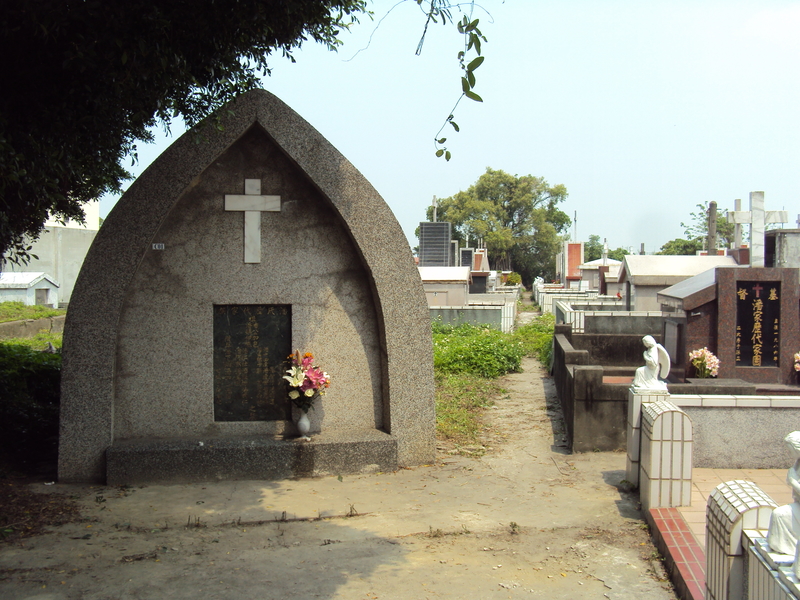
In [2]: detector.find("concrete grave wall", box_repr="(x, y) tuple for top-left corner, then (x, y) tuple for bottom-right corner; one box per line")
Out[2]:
(59, 89), (435, 483)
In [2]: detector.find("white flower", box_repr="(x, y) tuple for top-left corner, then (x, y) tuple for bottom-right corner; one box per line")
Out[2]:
(304, 388), (315, 397)
(283, 366), (305, 387)
(289, 390), (300, 400)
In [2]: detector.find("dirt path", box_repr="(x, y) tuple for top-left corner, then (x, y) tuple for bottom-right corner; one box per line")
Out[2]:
(0, 349), (676, 599)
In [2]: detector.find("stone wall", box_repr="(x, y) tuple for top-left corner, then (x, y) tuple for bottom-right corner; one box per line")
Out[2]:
(0, 316), (65, 339)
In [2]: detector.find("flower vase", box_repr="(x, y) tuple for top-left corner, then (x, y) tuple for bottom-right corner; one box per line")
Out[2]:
(296, 411), (311, 438)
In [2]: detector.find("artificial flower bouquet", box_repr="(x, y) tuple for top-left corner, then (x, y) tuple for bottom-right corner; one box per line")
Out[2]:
(689, 347), (720, 379)
(283, 350), (330, 413)
(794, 352), (800, 372)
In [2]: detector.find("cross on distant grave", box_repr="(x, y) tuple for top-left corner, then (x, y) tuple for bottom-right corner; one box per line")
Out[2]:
(728, 191), (788, 267)
(224, 179), (280, 263)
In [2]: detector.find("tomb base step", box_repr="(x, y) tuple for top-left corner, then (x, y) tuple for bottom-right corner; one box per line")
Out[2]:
(106, 429), (397, 485)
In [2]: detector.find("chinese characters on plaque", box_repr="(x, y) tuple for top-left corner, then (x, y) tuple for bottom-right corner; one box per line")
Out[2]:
(735, 282), (780, 367)
(213, 305), (291, 421)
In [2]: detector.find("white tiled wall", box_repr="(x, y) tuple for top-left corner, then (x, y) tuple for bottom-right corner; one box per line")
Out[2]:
(671, 395), (800, 409)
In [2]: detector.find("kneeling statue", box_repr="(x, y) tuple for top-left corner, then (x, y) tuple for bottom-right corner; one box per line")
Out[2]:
(767, 432), (800, 555)
(631, 335), (670, 391)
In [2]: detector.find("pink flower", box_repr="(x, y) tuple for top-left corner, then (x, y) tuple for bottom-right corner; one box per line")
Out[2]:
(305, 367), (328, 388)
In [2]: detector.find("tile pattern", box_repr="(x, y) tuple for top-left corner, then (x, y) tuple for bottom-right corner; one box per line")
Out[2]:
(671, 394), (800, 408)
(626, 389), (670, 487)
(652, 469), (793, 600)
(648, 507), (706, 600)
(640, 399), (692, 509)
(749, 537), (795, 600)
(705, 480), (776, 600)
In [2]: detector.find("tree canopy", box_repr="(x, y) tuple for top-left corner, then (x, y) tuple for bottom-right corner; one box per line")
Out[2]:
(656, 237), (704, 255)
(1, 0), (487, 263)
(425, 167), (570, 283)
(0, 0), (373, 261)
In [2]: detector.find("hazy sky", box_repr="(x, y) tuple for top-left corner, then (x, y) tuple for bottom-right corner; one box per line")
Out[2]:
(100, 0), (800, 254)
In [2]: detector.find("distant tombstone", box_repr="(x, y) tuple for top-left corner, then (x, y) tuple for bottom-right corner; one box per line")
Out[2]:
(58, 89), (435, 483)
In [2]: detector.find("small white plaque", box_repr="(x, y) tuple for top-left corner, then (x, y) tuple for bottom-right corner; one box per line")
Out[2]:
(152, 243), (165, 250)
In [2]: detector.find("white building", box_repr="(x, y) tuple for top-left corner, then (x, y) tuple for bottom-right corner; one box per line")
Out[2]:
(0, 272), (60, 307)
(418, 266), (471, 307)
(2, 200), (100, 306)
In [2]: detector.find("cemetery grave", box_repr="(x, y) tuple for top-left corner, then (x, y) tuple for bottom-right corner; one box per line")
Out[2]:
(58, 89), (435, 485)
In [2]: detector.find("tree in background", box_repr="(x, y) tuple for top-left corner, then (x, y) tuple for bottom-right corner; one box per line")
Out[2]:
(426, 167), (570, 284)
(607, 247), (630, 262)
(0, 0), (487, 263)
(584, 234), (629, 263)
(681, 202), (736, 248)
(657, 238), (704, 255)
(657, 201), (736, 255)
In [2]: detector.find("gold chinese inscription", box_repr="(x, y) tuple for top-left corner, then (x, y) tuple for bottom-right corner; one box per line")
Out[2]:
(736, 281), (780, 368)
(213, 304), (291, 421)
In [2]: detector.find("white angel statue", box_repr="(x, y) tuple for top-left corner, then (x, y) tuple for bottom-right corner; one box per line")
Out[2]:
(631, 335), (670, 391)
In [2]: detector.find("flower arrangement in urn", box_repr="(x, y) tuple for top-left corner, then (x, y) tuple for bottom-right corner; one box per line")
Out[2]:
(688, 347), (720, 379)
(794, 352), (800, 372)
(283, 350), (330, 413)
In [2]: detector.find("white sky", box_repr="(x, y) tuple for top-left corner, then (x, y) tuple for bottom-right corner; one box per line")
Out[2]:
(100, 0), (800, 254)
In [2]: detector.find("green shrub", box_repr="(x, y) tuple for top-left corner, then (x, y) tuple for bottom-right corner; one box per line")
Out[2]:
(514, 313), (555, 365)
(506, 272), (522, 285)
(432, 323), (524, 378)
(0, 343), (62, 473)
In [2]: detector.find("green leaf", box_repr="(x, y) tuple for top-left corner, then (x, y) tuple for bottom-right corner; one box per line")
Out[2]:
(467, 71), (475, 88)
(472, 35), (482, 55)
(445, 150), (452, 161)
(437, 137), (446, 144)
(467, 56), (484, 72)
(465, 90), (483, 102)
(121, 52), (127, 65)
(436, 149), (444, 157)
(450, 121), (460, 132)
(461, 77), (470, 92)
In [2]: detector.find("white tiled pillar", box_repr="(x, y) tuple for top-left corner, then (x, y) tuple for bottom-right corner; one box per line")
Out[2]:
(639, 398), (693, 511)
(706, 481), (777, 600)
(626, 388), (669, 487)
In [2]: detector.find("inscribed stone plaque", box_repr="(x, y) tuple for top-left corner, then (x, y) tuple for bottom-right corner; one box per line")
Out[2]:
(735, 281), (780, 367)
(213, 304), (291, 421)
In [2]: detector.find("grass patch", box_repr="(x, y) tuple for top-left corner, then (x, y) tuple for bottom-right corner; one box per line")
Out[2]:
(517, 300), (539, 312)
(0, 301), (65, 323)
(513, 313), (555, 365)
(432, 322), (524, 378)
(435, 372), (502, 444)
(1, 331), (63, 351)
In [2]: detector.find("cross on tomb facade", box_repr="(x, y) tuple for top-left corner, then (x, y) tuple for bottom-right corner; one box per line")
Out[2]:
(224, 179), (280, 263)
(728, 191), (788, 267)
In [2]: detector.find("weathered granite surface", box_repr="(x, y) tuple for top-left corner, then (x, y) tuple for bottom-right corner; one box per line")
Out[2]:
(59, 89), (434, 483)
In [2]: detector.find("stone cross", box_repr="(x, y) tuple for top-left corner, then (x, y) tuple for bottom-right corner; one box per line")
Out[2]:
(224, 179), (280, 263)
(728, 191), (788, 267)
